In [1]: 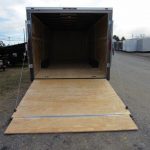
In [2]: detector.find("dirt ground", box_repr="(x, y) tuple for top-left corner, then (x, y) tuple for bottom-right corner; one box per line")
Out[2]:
(0, 51), (150, 150)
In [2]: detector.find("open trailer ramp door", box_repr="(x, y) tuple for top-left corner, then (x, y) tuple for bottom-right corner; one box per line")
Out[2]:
(5, 79), (137, 134)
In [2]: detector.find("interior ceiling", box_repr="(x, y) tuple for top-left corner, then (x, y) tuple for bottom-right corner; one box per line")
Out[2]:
(34, 13), (105, 30)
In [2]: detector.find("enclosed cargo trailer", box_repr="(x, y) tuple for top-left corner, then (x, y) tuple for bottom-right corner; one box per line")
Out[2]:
(123, 39), (138, 52)
(5, 7), (137, 134)
(123, 38), (150, 52)
(137, 38), (150, 52)
(26, 7), (113, 80)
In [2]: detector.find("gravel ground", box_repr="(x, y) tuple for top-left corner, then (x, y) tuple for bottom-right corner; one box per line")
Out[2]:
(0, 51), (150, 150)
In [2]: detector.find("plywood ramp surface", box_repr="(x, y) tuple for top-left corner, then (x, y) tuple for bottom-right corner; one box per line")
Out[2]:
(5, 115), (137, 134)
(5, 79), (137, 134)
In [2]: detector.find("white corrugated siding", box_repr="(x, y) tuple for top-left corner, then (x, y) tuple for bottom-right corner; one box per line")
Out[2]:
(123, 38), (150, 52)
(123, 39), (138, 52)
(142, 38), (150, 52)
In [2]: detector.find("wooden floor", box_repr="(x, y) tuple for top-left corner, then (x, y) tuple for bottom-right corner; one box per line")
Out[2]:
(5, 79), (137, 134)
(35, 63), (105, 79)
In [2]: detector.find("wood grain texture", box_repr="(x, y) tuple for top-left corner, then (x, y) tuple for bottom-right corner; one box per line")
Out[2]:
(5, 115), (137, 134)
(13, 79), (129, 117)
(32, 15), (43, 75)
(6, 79), (137, 134)
(35, 63), (105, 79)
(94, 15), (108, 72)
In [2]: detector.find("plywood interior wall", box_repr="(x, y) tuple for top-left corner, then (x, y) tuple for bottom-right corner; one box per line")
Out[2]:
(32, 15), (51, 75)
(88, 15), (108, 74)
(32, 15), (42, 75)
(32, 14), (108, 78)
(95, 15), (108, 72)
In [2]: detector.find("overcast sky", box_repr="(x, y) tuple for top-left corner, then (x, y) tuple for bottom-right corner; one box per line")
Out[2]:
(0, 0), (150, 45)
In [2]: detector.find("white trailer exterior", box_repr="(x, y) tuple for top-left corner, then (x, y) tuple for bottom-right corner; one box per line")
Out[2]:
(123, 39), (138, 52)
(137, 38), (150, 52)
(123, 38), (150, 52)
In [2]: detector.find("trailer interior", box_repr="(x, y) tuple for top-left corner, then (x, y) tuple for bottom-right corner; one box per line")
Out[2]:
(31, 13), (108, 79)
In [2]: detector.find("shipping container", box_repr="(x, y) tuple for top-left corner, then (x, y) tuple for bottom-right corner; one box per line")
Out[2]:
(5, 7), (137, 134)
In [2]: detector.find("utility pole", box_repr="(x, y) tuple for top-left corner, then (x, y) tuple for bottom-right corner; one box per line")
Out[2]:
(8, 36), (10, 45)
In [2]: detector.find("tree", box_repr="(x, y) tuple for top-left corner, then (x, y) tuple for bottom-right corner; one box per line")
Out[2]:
(121, 37), (126, 41)
(0, 41), (5, 47)
(113, 35), (120, 41)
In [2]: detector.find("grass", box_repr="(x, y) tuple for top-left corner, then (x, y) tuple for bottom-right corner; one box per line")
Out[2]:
(0, 66), (31, 129)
